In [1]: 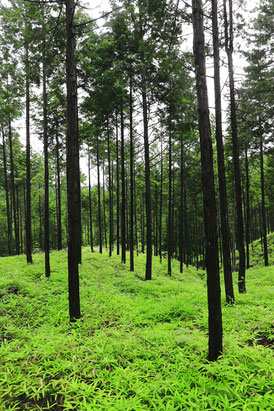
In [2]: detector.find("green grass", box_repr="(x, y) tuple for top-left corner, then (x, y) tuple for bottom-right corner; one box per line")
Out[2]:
(248, 232), (274, 267)
(0, 248), (273, 410)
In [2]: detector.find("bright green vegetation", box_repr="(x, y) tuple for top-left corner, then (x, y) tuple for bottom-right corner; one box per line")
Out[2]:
(249, 232), (274, 267)
(0, 249), (273, 410)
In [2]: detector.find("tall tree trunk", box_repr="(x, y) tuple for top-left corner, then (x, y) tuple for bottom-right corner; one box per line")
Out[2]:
(192, 0), (223, 361)
(212, 0), (234, 303)
(129, 77), (134, 271)
(88, 153), (94, 252)
(66, 0), (81, 321)
(141, 58), (152, 280)
(116, 114), (120, 255)
(96, 137), (102, 253)
(42, 35), (50, 278)
(179, 139), (184, 273)
(102, 160), (108, 250)
(244, 143), (250, 268)
(56, 127), (62, 250)
(25, 43), (33, 263)
(107, 120), (113, 257)
(2, 132), (13, 255)
(8, 121), (20, 255)
(259, 127), (268, 266)
(224, 0), (246, 293)
(154, 172), (158, 257)
(120, 106), (126, 264)
(167, 121), (172, 276)
(159, 138), (163, 264)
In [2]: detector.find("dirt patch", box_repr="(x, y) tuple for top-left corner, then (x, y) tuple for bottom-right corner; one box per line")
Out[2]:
(247, 333), (274, 349)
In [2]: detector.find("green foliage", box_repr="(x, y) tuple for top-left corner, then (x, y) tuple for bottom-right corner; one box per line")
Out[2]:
(0, 249), (273, 409)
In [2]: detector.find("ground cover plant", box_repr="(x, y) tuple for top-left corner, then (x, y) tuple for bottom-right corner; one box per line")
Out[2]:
(0, 247), (273, 410)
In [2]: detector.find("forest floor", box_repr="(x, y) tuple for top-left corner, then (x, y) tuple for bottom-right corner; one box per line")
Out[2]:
(0, 243), (273, 410)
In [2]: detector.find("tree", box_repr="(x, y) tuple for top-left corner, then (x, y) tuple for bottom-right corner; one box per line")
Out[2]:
(66, 0), (81, 321)
(192, 0), (223, 361)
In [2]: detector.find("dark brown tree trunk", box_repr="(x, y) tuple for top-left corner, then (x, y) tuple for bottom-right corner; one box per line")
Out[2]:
(88, 153), (94, 252)
(120, 106), (126, 264)
(141, 59), (152, 280)
(159, 138), (163, 264)
(66, 0), (81, 321)
(42, 35), (50, 277)
(192, 0), (223, 361)
(129, 78), (134, 271)
(8, 121), (20, 255)
(212, 0), (234, 303)
(259, 128), (268, 266)
(224, 0), (246, 293)
(25, 43), (33, 263)
(179, 139), (184, 273)
(96, 137), (102, 254)
(167, 121), (172, 276)
(102, 160), (108, 250)
(39, 186), (43, 250)
(107, 120), (113, 257)
(116, 114), (120, 255)
(244, 143), (250, 268)
(56, 127), (62, 251)
(2, 132), (13, 255)
(154, 172), (158, 257)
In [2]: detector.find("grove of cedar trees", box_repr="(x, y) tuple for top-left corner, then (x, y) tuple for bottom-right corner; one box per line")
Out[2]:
(0, 0), (273, 360)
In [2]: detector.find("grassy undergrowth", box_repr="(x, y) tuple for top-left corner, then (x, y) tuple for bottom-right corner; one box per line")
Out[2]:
(248, 232), (274, 267)
(0, 248), (273, 410)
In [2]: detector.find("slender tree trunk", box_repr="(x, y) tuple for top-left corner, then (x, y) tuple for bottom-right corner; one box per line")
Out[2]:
(8, 121), (20, 255)
(66, 0), (81, 321)
(159, 138), (163, 264)
(120, 106), (126, 264)
(224, 0), (246, 293)
(25, 43), (33, 263)
(56, 128), (62, 250)
(129, 77), (134, 271)
(167, 121), (172, 276)
(154, 172), (158, 257)
(192, 0), (223, 361)
(116, 114), (120, 255)
(141, 58), (152, 280)
(107, 120), (113, 257)
(259, 128), (268, 266)
(39, 186), (43, 250)
(102, 160), (108, 250)
(2, 132), (13, 255)
(212, 0), (234, 303)
(42, 35), (50, 278)
(96, 137), (102, 253)
(244, 143), (250, 268)
(180, 139), (184, 273)
(88, 153), (94, 252)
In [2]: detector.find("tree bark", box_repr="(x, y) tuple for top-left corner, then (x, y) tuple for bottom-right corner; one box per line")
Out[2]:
(259, 127), (268, 266)
(88, 153), (94, 252)
(25, 42), (33, 263)
(244, 143), (250, 268)
(2, 131), (13, 255)
(96, 137), (102, 253)
(107, 119), (113, 257)
(66, 0), (81, 321)
(129, 77), (134, 271)
(55, 127), (62, 250)
(141, 59), (152, 280)
(212, 0), (234, 303)
(167, 120), (172, 276)
(116, 114), (120, 255)
(8, 121), (20, 255)
(120, 106), (126, 264)
(42, 35), (50, 278)
(192, 0), (223, 361)
(224, 0), (246, 293)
